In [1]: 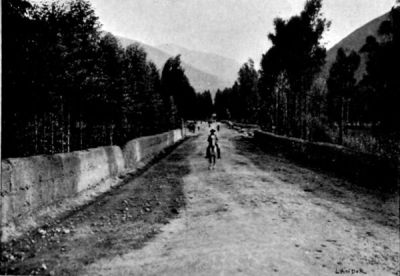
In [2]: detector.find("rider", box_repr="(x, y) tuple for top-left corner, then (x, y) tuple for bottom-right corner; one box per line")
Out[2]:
(206, 129), (221, 159)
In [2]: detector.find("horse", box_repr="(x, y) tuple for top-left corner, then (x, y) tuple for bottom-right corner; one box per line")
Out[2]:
(208, 144), (217, 170)
(206, 129), (220, 170)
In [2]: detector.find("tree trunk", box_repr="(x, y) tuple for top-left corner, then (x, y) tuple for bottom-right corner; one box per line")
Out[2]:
(338, 97), (344, 145)
(304, 92), (309, 140)
(51, 113), (55, 154)
(275, 89), (279, 133)
(42, 115), (46, 154)
(345, 98), (349, 136)
(60, 99), (65, 153)
(109, 123), (114, 145)
(79, 115), (83, 150)
(67, 112), (71, 153)
(34, 114), (39, 154)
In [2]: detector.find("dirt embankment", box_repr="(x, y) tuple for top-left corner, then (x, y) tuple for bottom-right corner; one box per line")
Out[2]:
(1, 139), (194, 276)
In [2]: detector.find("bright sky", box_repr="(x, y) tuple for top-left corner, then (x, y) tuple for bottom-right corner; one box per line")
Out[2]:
(69, 0), (396, 64)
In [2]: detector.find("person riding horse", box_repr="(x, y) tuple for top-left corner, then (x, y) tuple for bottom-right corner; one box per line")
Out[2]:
(206, 129), (219, 170)
(206, 129), (221, 159)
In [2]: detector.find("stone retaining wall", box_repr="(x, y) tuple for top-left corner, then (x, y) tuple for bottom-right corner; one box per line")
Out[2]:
(1, 129), (184, 229)
(254, 130), (398, 191)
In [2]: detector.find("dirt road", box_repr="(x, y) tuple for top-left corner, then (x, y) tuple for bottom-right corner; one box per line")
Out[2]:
(2, 126), (399, 275)
(85, 127), (399, 276)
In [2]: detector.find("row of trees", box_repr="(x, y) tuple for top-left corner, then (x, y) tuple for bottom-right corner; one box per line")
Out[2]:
(3, 0), (211, 158)
(216, 0), (329, 139)
(160, 56), (213, 121)
(214, 60), (260, 123)
(215, 0), (399, 155)
(327, 6), (399, 147)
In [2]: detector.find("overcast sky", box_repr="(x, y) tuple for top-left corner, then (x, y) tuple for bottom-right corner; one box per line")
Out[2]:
(86, 0), (394, 64)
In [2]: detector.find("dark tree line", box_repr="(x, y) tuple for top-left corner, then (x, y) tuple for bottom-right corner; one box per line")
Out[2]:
(2, 0), (210, 158)
(327, 48), (360, 144)
(194, 91), (214, 120)
(359, 7), (400, 135)
(161, 56), (214, 121)
(216, 0), (329, 138)
(215, 0), (399, 155)
(214, 59), (259, 122)
(327, 5), (399, 153)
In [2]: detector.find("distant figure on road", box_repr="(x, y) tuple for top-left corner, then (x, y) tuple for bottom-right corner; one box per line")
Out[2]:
(188, 122), (196, 133)
(217, 124), (220, 132)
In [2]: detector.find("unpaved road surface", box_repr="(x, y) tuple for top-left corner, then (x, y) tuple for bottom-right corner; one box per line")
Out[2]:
(2, 127), (399, 275)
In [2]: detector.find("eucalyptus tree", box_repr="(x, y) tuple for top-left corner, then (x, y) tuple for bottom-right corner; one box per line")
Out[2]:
(327, 48), (360, 144)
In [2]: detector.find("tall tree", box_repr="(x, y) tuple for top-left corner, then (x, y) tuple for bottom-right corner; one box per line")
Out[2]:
(195, 91), (214, 120)
(327, 48), (360, 144)
(122, 43), (148, 137)
(143, 61), (165, 134)
(2, 0), (193, 158)
(260, 0), (330, 138)
(359, 5), (400, 154)
(237, 59), (260, 122)
(95, 32), (124, 145)
(259, 46), (283, 131)
(161, 55), (197, 120)
(2, 0), (35, 156)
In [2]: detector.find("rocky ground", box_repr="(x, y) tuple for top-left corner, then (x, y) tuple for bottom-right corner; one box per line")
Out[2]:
(1, 141), (191, 275)
(1, 126), (399, 275)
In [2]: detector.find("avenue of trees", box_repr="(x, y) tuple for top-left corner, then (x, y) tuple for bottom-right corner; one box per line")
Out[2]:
(215, 0), (399, 156)
(3, 0), (212, 158)
(4, 0), (398, 158)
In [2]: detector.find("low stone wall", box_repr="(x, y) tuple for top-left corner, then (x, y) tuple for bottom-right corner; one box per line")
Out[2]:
(1, 129), (184, 229)
(123, 129), (183, 170)
(232, 122), (260, 129)
(221, 121), (260, 133)
(254, 130), (398, 191)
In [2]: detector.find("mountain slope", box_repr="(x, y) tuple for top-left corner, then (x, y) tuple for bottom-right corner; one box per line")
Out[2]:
(324, 12), (390, 80)
(117, 36), (232, 94)
(157, 43), (241, 84)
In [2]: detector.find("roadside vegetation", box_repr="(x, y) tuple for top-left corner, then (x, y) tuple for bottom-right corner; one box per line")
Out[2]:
(2, 0), (213, 158)
(214, 0), (399, 159)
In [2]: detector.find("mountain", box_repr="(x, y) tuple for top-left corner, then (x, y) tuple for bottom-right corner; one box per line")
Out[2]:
(324, 12), (390, 81)
(157, 43), (241, 84)
(116, 36), (232, 94)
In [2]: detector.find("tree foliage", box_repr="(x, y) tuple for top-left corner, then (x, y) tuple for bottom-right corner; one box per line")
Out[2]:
(161, 55), (197, 120)
(327, 48), (361, 144)
(194, 91), (214, 120)
(357, 6), (400, 155)
(2, 0), (201, 158)
(360, 6), (400, 134)
(215, 0), (330, 139)
(215, 0), (398, 156)
(260, 0), (330, 138)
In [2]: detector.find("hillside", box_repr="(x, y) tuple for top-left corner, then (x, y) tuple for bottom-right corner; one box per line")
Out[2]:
(117, 36), (232, 94)
(324, 12), (389, 81)
(157, 43), (241, 84)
